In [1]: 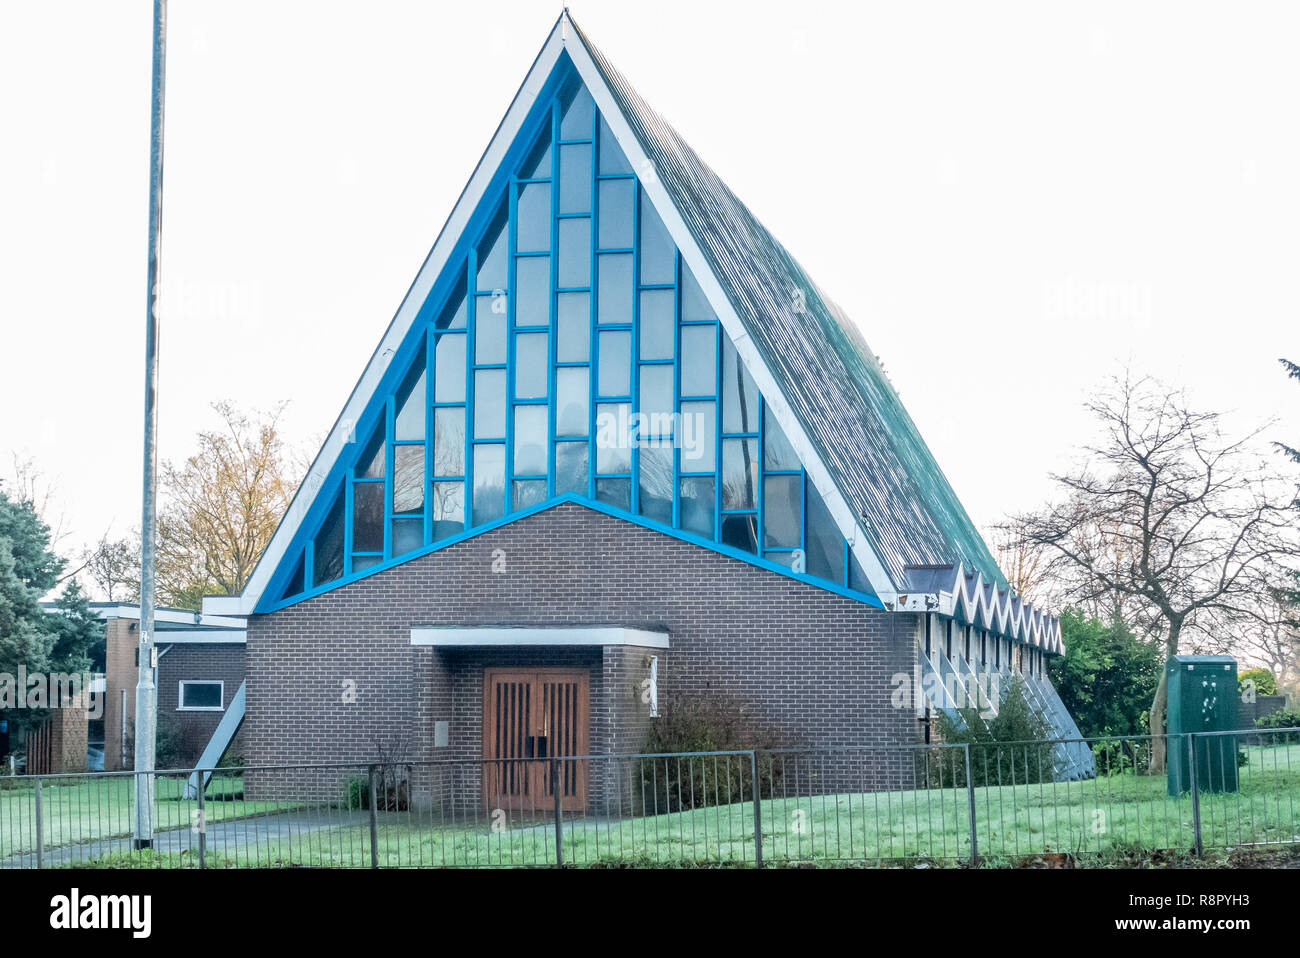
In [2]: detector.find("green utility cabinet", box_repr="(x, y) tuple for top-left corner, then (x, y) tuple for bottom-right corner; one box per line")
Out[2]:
(1166, 655), (1239, 796)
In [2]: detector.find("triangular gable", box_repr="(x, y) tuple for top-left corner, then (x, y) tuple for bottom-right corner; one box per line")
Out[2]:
(224, 13), (1050, 641)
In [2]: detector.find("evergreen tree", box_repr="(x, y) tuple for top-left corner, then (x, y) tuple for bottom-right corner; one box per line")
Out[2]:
(1049, 609), (1163, 739)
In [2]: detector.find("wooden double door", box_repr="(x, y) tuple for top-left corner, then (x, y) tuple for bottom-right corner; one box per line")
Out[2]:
(483, 669), (589, 813)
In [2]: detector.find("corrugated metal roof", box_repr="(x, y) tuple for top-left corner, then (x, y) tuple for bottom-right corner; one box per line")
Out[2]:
(574, 19), (1007, 591)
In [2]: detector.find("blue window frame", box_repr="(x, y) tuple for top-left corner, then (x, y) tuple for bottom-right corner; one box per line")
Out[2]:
(269, 66), (872, 611)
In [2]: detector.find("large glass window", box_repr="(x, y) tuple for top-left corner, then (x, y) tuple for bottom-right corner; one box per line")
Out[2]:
(283, 71), (872, 607)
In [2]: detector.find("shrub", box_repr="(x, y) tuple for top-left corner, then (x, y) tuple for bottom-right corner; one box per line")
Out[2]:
(640, 692), (792, 810)
(936, 677), (1056, 786)
(1239, 668), (1278, 698)
(1256, 708), (1300, 743)
(343, 767), (410, 811)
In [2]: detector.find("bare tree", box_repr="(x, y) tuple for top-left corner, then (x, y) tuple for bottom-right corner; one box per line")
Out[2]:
(83, 533), (141, 603)
(156, 401), (302, 609)
(987, 519), (1053, 604)
(5, 452), (70, 549)
(1015, 375), (1299, 770)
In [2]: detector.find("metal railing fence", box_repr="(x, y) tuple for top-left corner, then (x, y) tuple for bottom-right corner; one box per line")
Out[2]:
(0, 728), (1295, 868)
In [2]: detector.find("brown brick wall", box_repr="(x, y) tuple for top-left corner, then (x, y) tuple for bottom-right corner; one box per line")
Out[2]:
(245, 502), (920, 803)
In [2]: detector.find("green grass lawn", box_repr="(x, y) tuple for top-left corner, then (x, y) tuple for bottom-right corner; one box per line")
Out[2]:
(0, 772), (301, 859)
(23, 743), (1300, 868)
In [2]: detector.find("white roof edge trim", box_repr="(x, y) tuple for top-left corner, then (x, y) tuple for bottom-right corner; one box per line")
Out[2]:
(411, 627), (670, 648)
(563, 22), (899, 604)
(153, 630), (248, 645)
(95, 604), (246, 629)
(235, 18), (569, 615)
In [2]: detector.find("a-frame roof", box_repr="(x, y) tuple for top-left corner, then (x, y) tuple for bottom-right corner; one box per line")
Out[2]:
(216, 12), (1057, 650)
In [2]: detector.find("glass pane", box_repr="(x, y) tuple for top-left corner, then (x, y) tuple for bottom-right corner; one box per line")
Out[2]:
(433, 407), (465, 476)
(393, 445), (424, 515)
(595, 402), (631, 474)
(722, 438), (758, 510)
(804, 482), (843, 582)
(597, 116), (632, 175)
(476, 203), (508, 292)
(513, 479), (547, 510)
(555, 441), (588, 495)
(472, 445), (505, 525)
(513, 406), (548, 475)
(638, 190), (675, 285)
(434, 334), (466, 403)
(352, 555), (381, 572)
(679, 325), (717, 396)
(637, 445), (673, 524)
(182, 683), (222, 710)
(435, 280), (467, 330)
(557, 217), (590, 288)
(763, 474), (801, 549)
(556, 366), (589, 437)
(638, 289), (674, 360)
(597, 330), (630, 397)
(597, 178), (634, 249)
(516, 184), (551, 252)
(595, 477), (630, 511)
(766, 551), (797, 570)
(357, 420), (385, 479)
(282, 554), (304, 598)
(849, 552), (872, 594)
(514, 256), (550, 326)
(556, 292), (590, 362)
(680, 264), (713, 322)
(720, 513), (757, 554)
(559, 143), (592, 214)
(473, 369), (506, 439)
(597, 253), (633, 324)
(394, 358), (425, 441)
(679, 401), (715, 473)
(431, 480), (464, 539)
(559, 83), (594, 139)
(352, 481), (384, 553)
(638, 364), (673, 432)
(520, 119), (552, 179)
(475, 303), (507, 365)
(679, 476), (715, 538)
(392, 517), (423, 557)
(721, 333), (758, 434)
(313, 490), (345, 586)
(514, 332), (548, 399)
(763, 407), (800, 471)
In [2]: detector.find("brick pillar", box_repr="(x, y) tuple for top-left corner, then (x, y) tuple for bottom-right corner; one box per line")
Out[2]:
(48, 699), (89, 773)
(102, 617), (138, 770)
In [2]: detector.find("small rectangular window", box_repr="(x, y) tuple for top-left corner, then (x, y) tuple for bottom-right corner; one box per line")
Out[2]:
(178, 681), (224, 712)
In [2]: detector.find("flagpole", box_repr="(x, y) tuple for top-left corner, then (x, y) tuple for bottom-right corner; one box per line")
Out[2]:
(134, 0), (167, 850)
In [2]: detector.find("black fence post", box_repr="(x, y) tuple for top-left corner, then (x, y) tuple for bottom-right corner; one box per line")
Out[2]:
(368, 764), (379, 869)
(1187, 734), (1203, 857)
(964, 744), (978, 865)
(750, 751), (763, 869)
(552, 755), (564, 868)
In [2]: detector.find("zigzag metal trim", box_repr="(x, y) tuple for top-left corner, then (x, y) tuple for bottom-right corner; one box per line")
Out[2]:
(904, 562), (1064, 655)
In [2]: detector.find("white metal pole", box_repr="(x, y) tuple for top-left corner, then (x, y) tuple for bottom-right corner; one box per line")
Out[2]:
(134, 0), (167, 849)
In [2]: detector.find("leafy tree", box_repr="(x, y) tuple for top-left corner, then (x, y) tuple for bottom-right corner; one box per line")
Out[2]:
(1049, 609), (1162, 739)
(0, 490), (101, 732)
(156, 401), (301, 609)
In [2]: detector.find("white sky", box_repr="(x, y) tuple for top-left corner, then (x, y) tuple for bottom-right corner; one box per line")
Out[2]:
(2, 1), (1298, 588)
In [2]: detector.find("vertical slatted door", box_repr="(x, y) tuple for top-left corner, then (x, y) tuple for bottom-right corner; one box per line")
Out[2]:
(483, 669), (589, 814)
(483, 671), (535, 813)
(540, 672), (589, 812)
